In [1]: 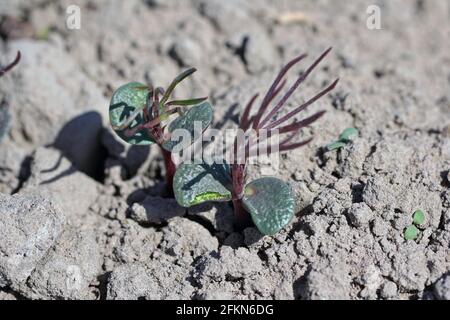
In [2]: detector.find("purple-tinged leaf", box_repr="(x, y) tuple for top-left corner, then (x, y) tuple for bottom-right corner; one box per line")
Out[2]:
(277, 111), (326, 134)
(278, 138), (313, 152)
(266, 78), (339, 130)
(240, 93), (259, 130)
(0, 51), (21, 77)
(252, 54), (307, 128)
(259, 47), (332, 129)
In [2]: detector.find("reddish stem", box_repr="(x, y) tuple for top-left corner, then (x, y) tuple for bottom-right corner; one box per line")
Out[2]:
(148, 120), (176, 196)
(232, 198), (251, 229)
(231, 164), (251, 228)
(161, 147), (176, 196)
(231, 165), (244, 197)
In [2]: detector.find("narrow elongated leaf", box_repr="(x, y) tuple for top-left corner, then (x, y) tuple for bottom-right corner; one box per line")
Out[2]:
(166, 97), (208, 106)
(161, 68), (197, 104)
(162, 101), (213, 151)
(0, 51), (21, 77)
(109, 82), (155, 145)
(173, 163), (232, 207)
(242, 177), (295, 235)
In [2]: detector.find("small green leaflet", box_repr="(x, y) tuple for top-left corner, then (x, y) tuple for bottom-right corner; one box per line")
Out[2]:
(109, 82), (155, 145)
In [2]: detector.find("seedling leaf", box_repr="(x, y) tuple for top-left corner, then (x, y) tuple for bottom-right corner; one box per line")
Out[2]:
(109, 82), (155, 145)
(161, 67), (197, 104)
(242, 177), (295, 235)
(404, 225), (419, 240)
(173, 163), (232, 207)
(166, 97), (208, 106)
(326, 127), (359, 151)
(162, 101), (213, 151)
(413, 210), (425, 226)
(339, 127), (358, 142)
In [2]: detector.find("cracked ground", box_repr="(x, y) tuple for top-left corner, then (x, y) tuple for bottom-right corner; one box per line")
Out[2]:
(0, 0), (449, 300)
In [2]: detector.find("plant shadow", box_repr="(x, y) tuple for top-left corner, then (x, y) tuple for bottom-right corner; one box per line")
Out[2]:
(43, 111), (106, 183)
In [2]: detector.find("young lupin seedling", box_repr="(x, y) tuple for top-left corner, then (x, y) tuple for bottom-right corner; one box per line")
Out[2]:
(174, 48), (339, 235)
(326, 127), (359, 151)
(0, 51), (21, 142)
(109, 68), (213, 192)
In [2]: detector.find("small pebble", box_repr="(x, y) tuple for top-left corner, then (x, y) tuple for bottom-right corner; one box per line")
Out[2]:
(346, 203), (374, 228)
(380, 281), (398, 299)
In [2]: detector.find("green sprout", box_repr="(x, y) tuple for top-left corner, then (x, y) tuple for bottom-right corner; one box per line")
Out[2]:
(413, 210), (425, 226)
(108, 68), (213, 193)
(173, 48), (338, 235)
(404, 225), (419, 240)
(404, 209), (426, 241)
(326, 127), (358, 151)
